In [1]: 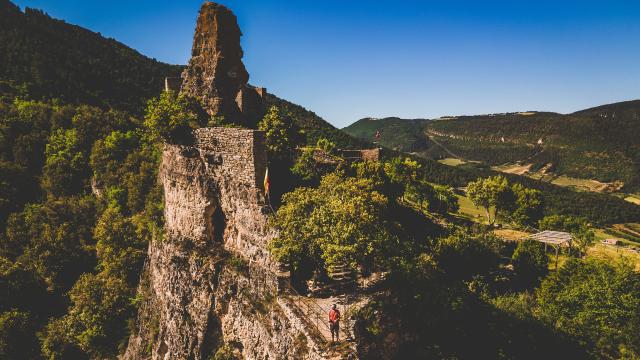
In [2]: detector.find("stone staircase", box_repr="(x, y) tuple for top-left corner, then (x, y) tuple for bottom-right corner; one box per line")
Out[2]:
(278, 279), (358, 359)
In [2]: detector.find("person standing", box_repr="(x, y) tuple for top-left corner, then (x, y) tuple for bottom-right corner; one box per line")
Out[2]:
(329, 304), (341, 342)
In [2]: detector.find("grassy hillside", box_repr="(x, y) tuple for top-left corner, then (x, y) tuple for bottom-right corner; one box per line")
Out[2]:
(0, 0), (183, 113)
(426, 102), (640, 190)
(342, 117), (432, 153)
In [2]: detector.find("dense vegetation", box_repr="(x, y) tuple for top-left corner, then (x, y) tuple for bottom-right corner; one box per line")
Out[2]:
(427, 104), (640, 189)
(0, 0), (182, 113)
(265, 94), (369, 150)
(342, 117), (432, 154)
(266, 150), (640, 359)
(0, 95), (163, 359)
(343, 101), (640, 191)
(1, 1), (639, 359)
(405, 154), (640, 225)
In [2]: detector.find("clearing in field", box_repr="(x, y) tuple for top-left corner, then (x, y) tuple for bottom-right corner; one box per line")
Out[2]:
(455, 194), (487, 222)
(438, 157), (466, 166)
(550, 175), (624, 193)
(493, 163), (533, 175)
(625, 194), (640, 205)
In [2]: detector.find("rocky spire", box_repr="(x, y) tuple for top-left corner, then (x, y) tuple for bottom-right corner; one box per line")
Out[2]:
(181, 2), (265, 127)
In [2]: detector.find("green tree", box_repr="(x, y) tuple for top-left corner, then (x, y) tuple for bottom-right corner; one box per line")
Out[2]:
(42, 128), (89, 196)
(258, 105), (300, 160)
(316, 137), (336, 153)
(12, 196), (96, 292)
(466, 176), (511, 225)
(535, 258), (640, 359)
(511, 239), (548, 287)
(269, 173), (395, 273)
(40, 316), (88, 360)
(573, 227), (595, 257)
(509, 184), (543, 227)
(143, 90), (207, 143)
(538, 214), (588, 233)
(94, 205), (145, 285)
(384, 157), (421, 202)
(90, 130), (140, 189)
(59, 273), (135, 359)
(434, 230), (502, 281)
(431, 184), (459, 214)
(0, 310), (41, 360)
(351, 161), (402, 200)
(290, 148), (319, 181)
(0, 161), (33, 228)
(0, 258), (50, 317)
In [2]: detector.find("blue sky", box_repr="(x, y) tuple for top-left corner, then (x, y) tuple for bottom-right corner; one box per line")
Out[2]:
(14, 0), (640, 127)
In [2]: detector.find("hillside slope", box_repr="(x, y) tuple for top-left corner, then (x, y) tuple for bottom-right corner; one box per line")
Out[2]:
(343, 117), (432, 154)
(344, 101), (640, 191)
(266, 94), (370, 149)
(427, 101), (640, 190)
(0, 0), (182, 112)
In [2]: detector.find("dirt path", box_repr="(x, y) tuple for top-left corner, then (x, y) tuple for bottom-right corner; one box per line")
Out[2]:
(425, 132), (464, 160)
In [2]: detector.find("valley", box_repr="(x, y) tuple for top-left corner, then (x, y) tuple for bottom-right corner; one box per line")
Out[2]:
(1, 0), (640, 359)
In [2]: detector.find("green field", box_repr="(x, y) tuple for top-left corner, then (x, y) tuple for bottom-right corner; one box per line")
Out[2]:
(455, 194), (489, 222)
(438, 157), (467, 166)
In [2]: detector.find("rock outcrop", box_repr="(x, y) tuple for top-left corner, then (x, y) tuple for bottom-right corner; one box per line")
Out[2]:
(180, 2), (266, 127)
(122, 4), (335, 358)
(123, 128), (326, 360)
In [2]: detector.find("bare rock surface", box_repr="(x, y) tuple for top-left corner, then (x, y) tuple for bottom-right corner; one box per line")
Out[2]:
(181, 2), (265, 127)
(123, 129), (326, 360)
(123, 3), (350, 359)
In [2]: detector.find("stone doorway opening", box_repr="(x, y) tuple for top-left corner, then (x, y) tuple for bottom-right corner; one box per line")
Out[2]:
(211, 204), (227, 243)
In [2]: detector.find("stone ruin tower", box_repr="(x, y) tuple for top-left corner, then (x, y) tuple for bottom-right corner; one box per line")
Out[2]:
(123, 3), (334, 360)
(180, 2), (266, 127)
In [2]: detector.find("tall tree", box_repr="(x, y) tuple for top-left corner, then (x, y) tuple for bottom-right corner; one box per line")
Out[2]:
(467, 176), (511, 225)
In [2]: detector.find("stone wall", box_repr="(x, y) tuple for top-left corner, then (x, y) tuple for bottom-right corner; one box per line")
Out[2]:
(123, 128), (325, 360)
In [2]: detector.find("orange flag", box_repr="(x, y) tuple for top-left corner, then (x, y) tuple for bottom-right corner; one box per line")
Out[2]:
(264, 167), (270, 196)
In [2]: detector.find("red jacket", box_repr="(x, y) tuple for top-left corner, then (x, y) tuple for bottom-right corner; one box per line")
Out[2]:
(329, 308), (340, 323)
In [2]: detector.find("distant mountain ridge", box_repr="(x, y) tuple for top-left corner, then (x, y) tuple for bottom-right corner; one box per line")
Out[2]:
(344, 100), (640, 191)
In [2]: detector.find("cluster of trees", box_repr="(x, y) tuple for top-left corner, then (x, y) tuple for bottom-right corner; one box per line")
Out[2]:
(467, 175), (543, 227)
(354, 225), (640, 359)
(265, 130), (640, 358)
(0, 89), (172, 358)
(410, 154), (640, 225)
(269, 154), (463, 282)
(384, 157), (459, 214)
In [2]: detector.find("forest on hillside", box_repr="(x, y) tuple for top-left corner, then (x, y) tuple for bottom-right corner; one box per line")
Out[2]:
(427, 105), (640, 189)
(344, 103), (640, 191)
(0, 1), (640, 359)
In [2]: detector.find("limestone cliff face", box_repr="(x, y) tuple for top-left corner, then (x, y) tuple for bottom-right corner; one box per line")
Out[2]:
(181, 2), (265, 127)
(123, 129), (325, 360)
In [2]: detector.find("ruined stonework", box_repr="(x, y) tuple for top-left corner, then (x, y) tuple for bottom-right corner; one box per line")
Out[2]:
(123, 128), (327, 360)
(124, 3), (352, 359)
(180, 2), (265, 127)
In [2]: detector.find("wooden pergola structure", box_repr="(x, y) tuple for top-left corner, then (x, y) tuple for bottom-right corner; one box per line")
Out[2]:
(527, 230), (573, 269)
